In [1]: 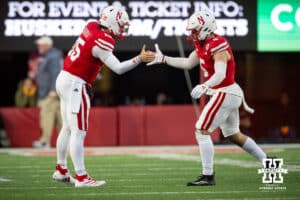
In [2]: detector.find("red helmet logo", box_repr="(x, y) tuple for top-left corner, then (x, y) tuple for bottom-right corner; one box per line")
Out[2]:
(197, 16), (205, 25)
(116, 11), (122, 20)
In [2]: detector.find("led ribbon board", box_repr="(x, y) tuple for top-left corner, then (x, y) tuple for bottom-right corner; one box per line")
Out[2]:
(0, 0), (256, 51)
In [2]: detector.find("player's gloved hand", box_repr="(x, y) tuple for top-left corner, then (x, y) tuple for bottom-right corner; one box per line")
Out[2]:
(140, 45), (155, 63)
(191, 84), (208, 99)
(147, 44), (166, 66)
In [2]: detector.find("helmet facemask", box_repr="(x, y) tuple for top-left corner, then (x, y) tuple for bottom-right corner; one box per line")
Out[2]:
(116, 20), (130, 40)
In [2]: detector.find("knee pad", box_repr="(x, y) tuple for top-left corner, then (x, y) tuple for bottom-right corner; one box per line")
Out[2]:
(77, 130), (86, 137)
(71, 129), (87, 138)
(70, 126), (85, 134)
(221, 127), (240, 138)
(195, 129), (211, 144)
(58, 126), (71, 138)
(60, 125), (69, 132)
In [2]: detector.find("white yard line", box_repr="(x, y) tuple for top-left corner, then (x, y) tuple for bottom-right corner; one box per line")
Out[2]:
(62, 190), (277, 196)
(138, 153), (300, 172)
(196, 198), (297, 200)
(0, 143), (298, 156)
(0, 163), (165, 169)
(0, 177), (12, 182)
(62, 191), (254, 195)
(0, 186), (70, 190)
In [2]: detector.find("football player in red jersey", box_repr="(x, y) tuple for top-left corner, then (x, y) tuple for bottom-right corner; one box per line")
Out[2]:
(53, 6), (154, 187)
(148, 9), (267, 186)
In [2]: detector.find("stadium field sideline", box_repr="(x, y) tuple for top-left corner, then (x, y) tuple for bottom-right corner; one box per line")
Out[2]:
(0, 145), (299, 200)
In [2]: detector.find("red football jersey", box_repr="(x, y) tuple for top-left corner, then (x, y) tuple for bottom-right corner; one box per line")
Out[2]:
(63, 21), (115, 84)
(194, 34), (235, 89)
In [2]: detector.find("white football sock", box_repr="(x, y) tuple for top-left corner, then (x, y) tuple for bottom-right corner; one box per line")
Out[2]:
(56, 126), (71, 168)
(195, 130), (214, 175)
(242, 137), (266, 161)
(70, 130), (87, 176)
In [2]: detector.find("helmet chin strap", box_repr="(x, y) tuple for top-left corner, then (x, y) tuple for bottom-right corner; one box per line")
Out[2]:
(98, 24), (108, 30)
(98, 24), (121, 39)
(199, 33), (214, 46)
(199, 35), (208, 46)
(116, 34), (124, 40)
(200, 40), (206, 46)
(110, 31), (124, 40)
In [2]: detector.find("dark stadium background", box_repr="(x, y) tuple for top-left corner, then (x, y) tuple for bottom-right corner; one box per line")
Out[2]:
(0, 0), (299, 143)
(1, 51), (299, 140)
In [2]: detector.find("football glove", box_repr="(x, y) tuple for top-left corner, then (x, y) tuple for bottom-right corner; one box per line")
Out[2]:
(191, 84), (208, 99)
(147, 44), (166, 66)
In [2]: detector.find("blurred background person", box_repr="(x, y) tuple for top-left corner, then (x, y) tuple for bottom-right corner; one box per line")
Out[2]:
(92, 66), (116, 106)
(0, 115), (10, 147)
(27, 53), (40, 81)
(239, 110), (254, 138)
(125, 96), (146, 106)
(32, 36), (62, 148)
(156, 92), (172, 105)
(270, 91), (298, 143)
(15, 78), (37, 107)
(131, 97), (146, 106)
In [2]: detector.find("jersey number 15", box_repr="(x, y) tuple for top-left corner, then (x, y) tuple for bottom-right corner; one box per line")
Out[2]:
(68, 37), (85, 61)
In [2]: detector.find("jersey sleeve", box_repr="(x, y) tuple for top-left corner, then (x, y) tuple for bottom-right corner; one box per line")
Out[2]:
(209, 36), (229, 55)
(94, 34), (115, 52)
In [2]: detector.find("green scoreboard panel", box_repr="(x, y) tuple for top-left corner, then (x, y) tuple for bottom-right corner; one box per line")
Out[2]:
(258, 0), (300, 52)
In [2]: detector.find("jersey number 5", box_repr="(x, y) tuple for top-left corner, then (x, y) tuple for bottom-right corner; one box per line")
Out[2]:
(68, 37), (85, 61)
(200, 58), (209, 77)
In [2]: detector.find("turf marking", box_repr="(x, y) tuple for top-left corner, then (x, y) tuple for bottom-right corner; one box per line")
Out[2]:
(196, 198), (297, 200)
(2, 144), (287, 156)
(0, 186), (70, 190)
(53, 190), (289, 196)
(0, 177), (12, 182)
(139, 153), (300, 172)
(0, 163), (163, 169)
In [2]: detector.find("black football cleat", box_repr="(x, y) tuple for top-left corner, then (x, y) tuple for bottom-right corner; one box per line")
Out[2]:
(187, 174), (216, 186)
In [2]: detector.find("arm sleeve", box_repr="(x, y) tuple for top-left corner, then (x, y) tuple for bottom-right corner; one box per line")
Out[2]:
(49, 53), (62, 91)
(92, 46), (141, 75)
(204, 61), (227, 87)
(165, 51), (199, 69)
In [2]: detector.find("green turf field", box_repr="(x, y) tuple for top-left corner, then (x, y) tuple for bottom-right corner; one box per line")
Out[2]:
(0, 147), (299, 200)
